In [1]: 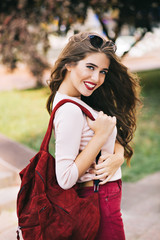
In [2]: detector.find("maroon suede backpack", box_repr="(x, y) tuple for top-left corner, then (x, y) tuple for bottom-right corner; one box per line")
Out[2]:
(17, 99), (100, 240)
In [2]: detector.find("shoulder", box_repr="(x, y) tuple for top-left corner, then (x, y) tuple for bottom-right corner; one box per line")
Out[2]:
(57, 102), (84, 118)
(53, 92), (84, 117)
(52, 92), (97, 120)
(54, 102), (85, 129)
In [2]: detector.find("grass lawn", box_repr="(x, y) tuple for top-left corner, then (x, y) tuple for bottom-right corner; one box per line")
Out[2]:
(0, 87), (55, 155)
(122, 69), (160, 181)
(0, 69), (160, 182)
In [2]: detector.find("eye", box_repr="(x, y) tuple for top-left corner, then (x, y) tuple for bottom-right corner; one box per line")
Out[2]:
(86, 65), (94, 70)
(100, 70), (108, 75)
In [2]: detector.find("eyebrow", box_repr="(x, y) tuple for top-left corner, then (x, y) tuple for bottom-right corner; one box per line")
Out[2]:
(86, 63), (109, 71)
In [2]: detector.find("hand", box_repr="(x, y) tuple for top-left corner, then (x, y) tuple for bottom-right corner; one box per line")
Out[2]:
(87, 111), (116, 141)
(89, 152), (124, 185)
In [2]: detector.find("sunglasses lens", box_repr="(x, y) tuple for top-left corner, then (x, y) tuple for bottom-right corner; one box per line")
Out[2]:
(89, 35), (103, 48)
(104, 40), (117, 52)
(89, 35), (116, 52)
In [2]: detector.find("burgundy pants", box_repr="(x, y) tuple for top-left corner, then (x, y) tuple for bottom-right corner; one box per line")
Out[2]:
(78, 179), (125, 240)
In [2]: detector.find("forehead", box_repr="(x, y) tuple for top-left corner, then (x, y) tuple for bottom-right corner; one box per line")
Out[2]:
(80, 52), (110, 68)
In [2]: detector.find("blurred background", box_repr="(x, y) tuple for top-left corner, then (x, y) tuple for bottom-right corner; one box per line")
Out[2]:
(0, 0), (160, 239)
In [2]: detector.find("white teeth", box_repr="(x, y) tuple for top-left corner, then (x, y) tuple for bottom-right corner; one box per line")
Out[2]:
(85, 82), (95, 88)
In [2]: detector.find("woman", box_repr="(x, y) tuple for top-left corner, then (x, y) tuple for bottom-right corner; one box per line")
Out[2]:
(46, 32), (141, 239)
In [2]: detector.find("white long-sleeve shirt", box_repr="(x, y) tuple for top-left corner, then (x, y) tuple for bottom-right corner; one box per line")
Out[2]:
(53, 92), (121, 189)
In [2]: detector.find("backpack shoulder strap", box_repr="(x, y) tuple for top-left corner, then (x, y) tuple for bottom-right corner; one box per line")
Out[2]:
(40, 99), (95, 152)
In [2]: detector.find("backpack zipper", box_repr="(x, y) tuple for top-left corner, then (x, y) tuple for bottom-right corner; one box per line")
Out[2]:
(39, 204), (69, 215)
(56, 205), (69, 214)
(18, 170), (44, 197)
(18, 224), (39, 230)
(36, 170), (45, 183)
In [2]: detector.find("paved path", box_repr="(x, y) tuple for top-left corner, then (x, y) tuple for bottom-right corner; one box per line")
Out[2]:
(0, 133), (160, 239)
(122, 172), (160, 240)
(0, 134), (36, 240)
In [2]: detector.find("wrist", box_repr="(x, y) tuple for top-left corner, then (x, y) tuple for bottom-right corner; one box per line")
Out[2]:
(94, 133), (107, 146)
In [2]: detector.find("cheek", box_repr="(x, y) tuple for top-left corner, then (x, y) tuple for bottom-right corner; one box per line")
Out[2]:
(77, 65), (92, 78)
(99, 76), (105, 86)
(74, 67), (86, 79)
(71, 69), (82, 82)
(95, 79), (105, 91)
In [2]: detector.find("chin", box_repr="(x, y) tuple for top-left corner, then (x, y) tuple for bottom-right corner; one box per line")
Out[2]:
(82, 92), (93, 97)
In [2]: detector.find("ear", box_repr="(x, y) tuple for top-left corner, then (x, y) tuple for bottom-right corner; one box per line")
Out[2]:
(65, 63), (72, 71)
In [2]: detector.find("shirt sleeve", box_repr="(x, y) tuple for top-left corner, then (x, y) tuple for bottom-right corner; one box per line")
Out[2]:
(53, 102), (84, 190)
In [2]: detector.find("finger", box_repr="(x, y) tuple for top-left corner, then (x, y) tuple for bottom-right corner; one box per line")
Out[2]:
(99, 154), (111, 162)
(98, 111), (104, 116)
(95, 168), (108, 175)
(97, 155), (111, 166)
(98, 158), (104, 164)
(95, 161), (106, 170)
(99, 175), (112, 185)
(86, 117), (94, 127)
(100, 152), (112, 159)
(96, 157), (112, 170)
(99, 171), (116, 185)
(99, 178), (109, 185)
(94, 173), (107, 180)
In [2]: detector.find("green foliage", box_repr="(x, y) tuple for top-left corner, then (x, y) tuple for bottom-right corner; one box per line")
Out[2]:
(0, 87), (55, 155)
(122, 69), (160, 181)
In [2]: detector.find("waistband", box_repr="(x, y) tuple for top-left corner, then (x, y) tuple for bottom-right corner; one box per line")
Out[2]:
(77, 179), (121, 188)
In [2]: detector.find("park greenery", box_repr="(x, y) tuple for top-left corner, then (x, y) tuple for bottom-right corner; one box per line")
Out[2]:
(0, 0), (159, 85)
(0, 69), (160, 182)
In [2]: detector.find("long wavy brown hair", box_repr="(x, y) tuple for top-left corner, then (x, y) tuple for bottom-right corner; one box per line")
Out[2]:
(47, 31), (142, 165)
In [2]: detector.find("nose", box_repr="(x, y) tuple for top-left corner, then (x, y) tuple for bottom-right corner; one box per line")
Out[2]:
(91, 70), (100, 83)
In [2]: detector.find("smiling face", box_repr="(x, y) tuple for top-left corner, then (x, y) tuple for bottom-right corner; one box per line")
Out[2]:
(58, 52), (110, 97)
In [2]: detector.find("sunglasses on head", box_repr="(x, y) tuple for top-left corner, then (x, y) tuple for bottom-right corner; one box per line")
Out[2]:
(88, 35), (117, 52)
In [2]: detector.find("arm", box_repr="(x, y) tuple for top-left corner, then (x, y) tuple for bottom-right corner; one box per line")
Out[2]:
(54, 103), (83, 189)
(75, 112), (116, 178)
(90, 141), (124, 184)
(54, 104), (116, 189)
(114, 140), (124, 159)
